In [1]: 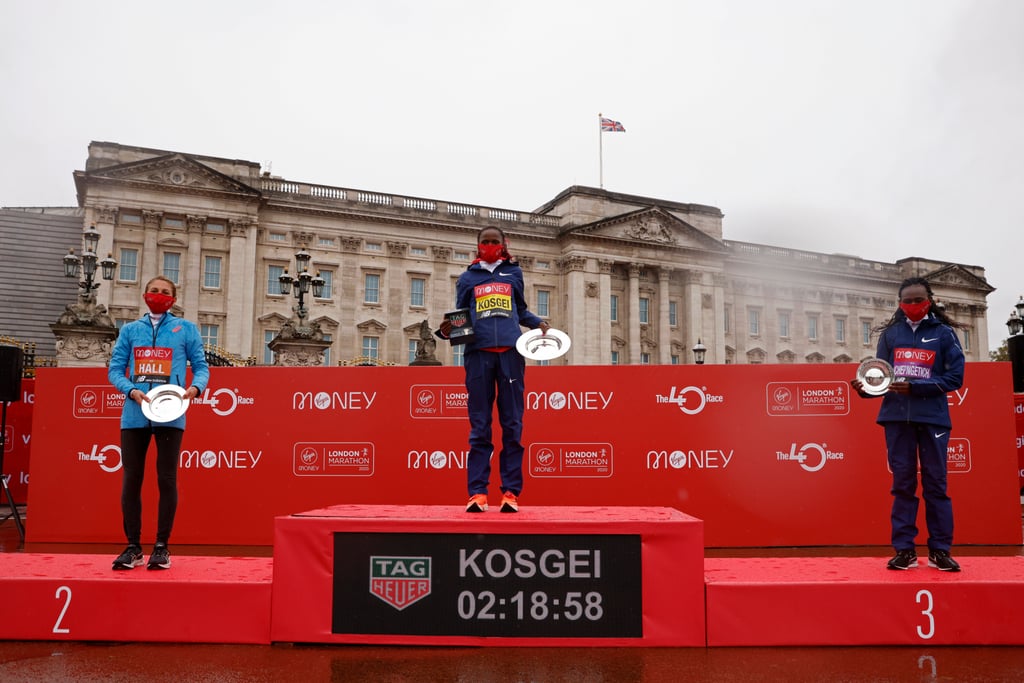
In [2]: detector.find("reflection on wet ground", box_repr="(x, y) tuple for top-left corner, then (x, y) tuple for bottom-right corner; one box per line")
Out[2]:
(3, 505), (1024, 682)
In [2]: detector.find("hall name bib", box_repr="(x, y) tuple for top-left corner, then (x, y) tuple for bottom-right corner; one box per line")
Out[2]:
(133, 346), (173, 383)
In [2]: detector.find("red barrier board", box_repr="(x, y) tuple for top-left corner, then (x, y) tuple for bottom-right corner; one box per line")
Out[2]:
(271, 505), (705, 646)
(0, 553), (272, 643)
(2, 378), (34, 504)
(1016, 394), (1024, 493)
(25, 363), (1021, 547)
(706, 556), (1024, 646)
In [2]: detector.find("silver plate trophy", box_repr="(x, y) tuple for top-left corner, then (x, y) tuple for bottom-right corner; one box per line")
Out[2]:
(855, 358), (897, 396)
(516, 328), (572, 361)
(140, 384), (190, 423)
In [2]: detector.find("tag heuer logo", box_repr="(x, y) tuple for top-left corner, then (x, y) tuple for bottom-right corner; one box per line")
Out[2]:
(369, 556), (432, 610)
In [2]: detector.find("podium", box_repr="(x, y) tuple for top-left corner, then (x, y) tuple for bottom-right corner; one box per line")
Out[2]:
(271, 505), (706, 646)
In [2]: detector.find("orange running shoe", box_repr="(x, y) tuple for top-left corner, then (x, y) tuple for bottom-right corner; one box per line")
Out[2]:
(500, 490), (519, 513)
(466, 494), (488, 512)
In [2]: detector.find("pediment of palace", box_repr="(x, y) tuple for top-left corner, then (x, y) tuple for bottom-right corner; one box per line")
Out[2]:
(564, 207), (727, 252)
(84, 153), (260, 196)
(920, 264), (995, 294)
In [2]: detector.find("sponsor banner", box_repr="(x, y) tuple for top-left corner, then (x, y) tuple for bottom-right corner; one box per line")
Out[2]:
(1016, 395), (1024, 492)
(529, 443), (614, 478)
(409, 384), (467, 419)
(765, 381), (851, 416)
(24, 363), (1022, 547)
(1, 379), (34, 504)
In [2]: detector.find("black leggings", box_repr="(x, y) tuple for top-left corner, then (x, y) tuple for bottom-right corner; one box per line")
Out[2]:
(120, 427), (184, 546)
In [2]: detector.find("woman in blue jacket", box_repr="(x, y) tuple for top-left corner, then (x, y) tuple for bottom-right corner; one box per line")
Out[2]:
(853, 276), (966, 572)
(439, 227), (549, 513)
(107, 276), (209, 570)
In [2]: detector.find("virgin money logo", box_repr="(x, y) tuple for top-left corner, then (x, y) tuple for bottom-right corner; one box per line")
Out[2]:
(526, 391), (613, 411)
(407, 449), (468, 470)
(293, 391), (377, 411)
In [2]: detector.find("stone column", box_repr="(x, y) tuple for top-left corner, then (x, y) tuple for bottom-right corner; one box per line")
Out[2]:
(711, 273), (727, 365)
(560, 254), (587, 365)
(598, 259), (614, 365)
(658, 267), (673, 364)
(183, 216), (203, 317)
(141, 210), (165, 290)
(685, 270), (705, 364)
(227, 218), (257, 356)
(628, 263), (642, 365)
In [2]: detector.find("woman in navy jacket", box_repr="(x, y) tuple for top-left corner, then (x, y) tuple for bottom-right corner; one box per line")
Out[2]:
(107, 276), (209, 570)
(439, 227), (549, 513)
(853, 276), (966, 572)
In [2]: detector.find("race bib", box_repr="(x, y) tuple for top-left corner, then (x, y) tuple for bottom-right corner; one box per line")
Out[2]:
(893, 347), (935, 380)
(474, 282), (513, 319)
(132, 346), (173, 383)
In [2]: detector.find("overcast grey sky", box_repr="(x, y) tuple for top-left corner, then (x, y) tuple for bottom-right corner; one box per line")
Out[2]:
(3, 0), (1022, 352)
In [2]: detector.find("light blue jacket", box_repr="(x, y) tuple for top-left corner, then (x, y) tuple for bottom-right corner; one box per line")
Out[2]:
(108, 313), (210, 430)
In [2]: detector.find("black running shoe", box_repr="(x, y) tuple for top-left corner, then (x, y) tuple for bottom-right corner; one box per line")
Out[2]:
(886, 549), (918, 570)
(112, 545), (144, 570)
(147, 543), (171, 570)
(928, 549), (961, 572)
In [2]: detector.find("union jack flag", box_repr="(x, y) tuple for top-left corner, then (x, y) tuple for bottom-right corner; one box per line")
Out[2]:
(600, 117), (625, 132)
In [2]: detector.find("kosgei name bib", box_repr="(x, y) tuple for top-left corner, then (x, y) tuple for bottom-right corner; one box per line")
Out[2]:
(474, 282), (512, 319)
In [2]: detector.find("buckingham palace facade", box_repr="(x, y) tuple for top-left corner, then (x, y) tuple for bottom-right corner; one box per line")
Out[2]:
(42, 141), (993, 366)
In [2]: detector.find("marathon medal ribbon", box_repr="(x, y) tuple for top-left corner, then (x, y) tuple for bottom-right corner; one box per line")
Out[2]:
(133, 346), (173, 383)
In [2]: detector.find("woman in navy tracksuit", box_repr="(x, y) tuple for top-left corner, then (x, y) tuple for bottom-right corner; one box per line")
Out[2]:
(853, 277), (965, 572)
(107, 276), (209, 570)
(439, 227), (549, 513)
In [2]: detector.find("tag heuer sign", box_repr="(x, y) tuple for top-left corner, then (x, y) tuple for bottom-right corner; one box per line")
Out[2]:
(369, 556), (432, 610)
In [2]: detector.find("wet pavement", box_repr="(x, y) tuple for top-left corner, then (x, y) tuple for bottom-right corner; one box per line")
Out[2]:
(3, 505), (1024, 682)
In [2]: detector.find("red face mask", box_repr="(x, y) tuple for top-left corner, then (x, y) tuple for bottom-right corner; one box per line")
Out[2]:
(144, 292), (175, 314)
(477, 243), (504, 263)
(899, 300), (930, 322)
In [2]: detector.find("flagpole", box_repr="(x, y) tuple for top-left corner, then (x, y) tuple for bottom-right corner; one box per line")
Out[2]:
(598, 113), (604, 188)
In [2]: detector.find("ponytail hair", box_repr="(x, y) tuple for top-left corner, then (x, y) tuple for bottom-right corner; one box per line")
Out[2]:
(874, 276), (968, 333)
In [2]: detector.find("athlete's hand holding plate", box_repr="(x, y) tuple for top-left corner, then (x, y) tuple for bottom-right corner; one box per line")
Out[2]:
(141, 384), (190, 422)
(854, 358), (897, 396)
(516, 327), (571, 361)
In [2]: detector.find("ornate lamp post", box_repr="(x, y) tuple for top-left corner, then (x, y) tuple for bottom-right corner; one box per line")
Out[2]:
(268, 245), (330, 366)
(63, 224), (118, 304)
(692, 338), (707, 365)
(1007, 295), (1024, 393)
(278, 247), (325, 336)
(51, 224), (119, 367)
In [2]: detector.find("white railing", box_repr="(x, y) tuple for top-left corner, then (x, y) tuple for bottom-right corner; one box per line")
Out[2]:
(254, 177), (559, 228)
(725, 241), (899, 274)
